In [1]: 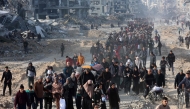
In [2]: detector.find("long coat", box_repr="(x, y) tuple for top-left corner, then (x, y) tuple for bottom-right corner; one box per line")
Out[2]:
(107, 88), (120, 109)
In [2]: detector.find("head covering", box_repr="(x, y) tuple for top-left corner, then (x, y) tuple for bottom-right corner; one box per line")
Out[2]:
(64, 77), (74, 88)
(47, 70), (53, 75)
(70, 72), (75, 81)
(83, 80), (94, 98)
(20, 84), (24, 89)
(110, 82), (115, 87)
(5, 66), (8, 68)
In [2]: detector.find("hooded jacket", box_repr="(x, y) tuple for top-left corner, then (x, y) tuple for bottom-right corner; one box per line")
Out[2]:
(14, 90), (30, 107)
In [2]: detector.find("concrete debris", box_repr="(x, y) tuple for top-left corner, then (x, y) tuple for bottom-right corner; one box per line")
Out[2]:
(35, 26), (46, 38)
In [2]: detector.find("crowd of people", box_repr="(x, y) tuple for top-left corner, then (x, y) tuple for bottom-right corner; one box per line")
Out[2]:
(1, 18), (183, 109)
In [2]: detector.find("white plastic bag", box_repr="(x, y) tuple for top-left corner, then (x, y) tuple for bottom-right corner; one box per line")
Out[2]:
(60, 98), (66, 109)
(102, 97), (106, 102)
(152, 86), (163, 92)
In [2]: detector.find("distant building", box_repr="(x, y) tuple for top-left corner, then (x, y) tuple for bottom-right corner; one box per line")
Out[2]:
(32, 0), (89, 19)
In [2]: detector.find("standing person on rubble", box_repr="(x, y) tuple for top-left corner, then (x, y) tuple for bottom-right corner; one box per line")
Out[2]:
(1, 66), (12, 96)
(26, 62), (36, 88)
(23, 39), (28, 54)
(61, 43), (65, 57)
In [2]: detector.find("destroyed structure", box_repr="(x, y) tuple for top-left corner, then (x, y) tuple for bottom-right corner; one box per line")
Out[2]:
(32, 0), (89, 19)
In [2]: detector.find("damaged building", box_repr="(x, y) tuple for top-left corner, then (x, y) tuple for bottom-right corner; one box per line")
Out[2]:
(32, 0), (89, 19)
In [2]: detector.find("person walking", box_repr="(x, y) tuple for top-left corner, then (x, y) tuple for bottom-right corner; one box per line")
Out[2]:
(139, 47), (147, 67)
(155, 97), (170, 109)
(23, 40), (28, 54)
(144, 69), (155, 98)
(160, 56), (169, 78)
(82, 80), (94, 109)
(178, 71), (190, 108)
(158, 41), (162, 56)
(107, 83), (120, 109)
(34, 76), (44, 109)
(52, 77), (63, 109)
(174, 70), (185, 94)
(1, 66), (12, 96)
(150, 51), (156, 68)
(79, 69), (95, 86)
(26, 85), (36, 109)
(26, 62), (36, 88)
(123, 67), (132, 95)
(77, 53), (85, 66)
(63, 77), (74, 109)
(155, 70), (165, 87)
(43, 76), (53, 109)
(109, 62), (119, 90)
(61, 43), (65, 57)
(132, 66), (140, 95)
(63, 62), (74, 78)
(14, 84), (30, 109)
(167, 50), (175, 75)
(98, 67), (112, 93)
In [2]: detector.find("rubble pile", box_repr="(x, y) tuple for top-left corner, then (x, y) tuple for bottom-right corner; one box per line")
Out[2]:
(84, 30), (107, 38)
(0, 100), (13, 108)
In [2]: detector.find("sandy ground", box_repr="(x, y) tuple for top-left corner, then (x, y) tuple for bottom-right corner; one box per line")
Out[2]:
(0, 20), (190, 109)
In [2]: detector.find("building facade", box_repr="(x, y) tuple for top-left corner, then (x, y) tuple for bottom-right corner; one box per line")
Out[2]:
(32, 0), (89, 19)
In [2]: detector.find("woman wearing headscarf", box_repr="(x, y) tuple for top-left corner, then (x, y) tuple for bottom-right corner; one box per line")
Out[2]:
(123, 67), (132, 95)
(70, 73), (77, 97)
(82, 80), (94, 109)
(135, 57), (142, 69)
(107, 83), (120, 109)
(139, 67), (147, 93)
(63, 77), (74, 109)
(52, 77), (63, 109)
(132, 66), (140, 95)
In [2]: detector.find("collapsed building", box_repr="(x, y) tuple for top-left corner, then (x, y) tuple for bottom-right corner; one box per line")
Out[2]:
(32, 0), (89, 19)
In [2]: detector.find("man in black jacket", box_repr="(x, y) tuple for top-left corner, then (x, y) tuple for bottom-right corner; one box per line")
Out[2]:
(139, 47), (147, 67)
(1, 66), (12, 96)
(79, 69), (95, 85)
(155, 70), (165, 87)
(101, 58), (109, 69)
(167, 50), (175, 75)
(174, 70), (185, 94)
(98, 67), (112, 93)
(160, 56), (169, 78)
(43, 76), (53, 109)
(144, 69), (155, 98)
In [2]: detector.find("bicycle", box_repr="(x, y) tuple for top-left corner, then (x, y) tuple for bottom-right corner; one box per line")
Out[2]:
(177, 89), (185, 109)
